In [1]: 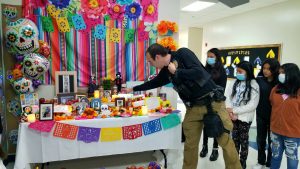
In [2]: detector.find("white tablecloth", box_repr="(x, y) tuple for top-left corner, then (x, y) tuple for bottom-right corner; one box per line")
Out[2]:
(14, 115), (182, 169)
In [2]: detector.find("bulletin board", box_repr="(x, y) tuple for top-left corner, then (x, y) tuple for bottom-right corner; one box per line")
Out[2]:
(219, 44), (281, 78)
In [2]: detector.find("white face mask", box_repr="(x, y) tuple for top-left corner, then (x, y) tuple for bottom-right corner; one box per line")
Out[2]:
(278, 73), (286, 83)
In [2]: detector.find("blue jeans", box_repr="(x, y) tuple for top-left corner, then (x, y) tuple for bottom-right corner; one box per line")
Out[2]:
(270, 132), (300, 169)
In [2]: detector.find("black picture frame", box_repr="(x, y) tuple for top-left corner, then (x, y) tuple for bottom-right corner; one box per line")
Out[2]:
(39, 103), (54, 121)
(57, 93), (76, 104)
(115, 97), (126, 107)
(55, 71), (77, 95)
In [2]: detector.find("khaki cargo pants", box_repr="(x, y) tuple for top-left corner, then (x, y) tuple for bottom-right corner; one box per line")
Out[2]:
(182, 101), (242, 169)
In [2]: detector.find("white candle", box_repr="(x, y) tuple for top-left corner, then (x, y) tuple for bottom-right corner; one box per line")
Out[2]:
(94, 90), (100, 98)
(27, 114), (36, 123)
(141, 106), (148, 115)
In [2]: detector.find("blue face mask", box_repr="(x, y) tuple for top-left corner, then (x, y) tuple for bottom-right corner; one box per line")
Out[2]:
(207, 58), (216, 65)
(236, 73), (246, 81)
(278, 73), (285, 83)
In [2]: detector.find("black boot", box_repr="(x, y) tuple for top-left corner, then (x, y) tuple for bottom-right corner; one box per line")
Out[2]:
(200, 145), (208, 158)
(209, 149), (219, 161)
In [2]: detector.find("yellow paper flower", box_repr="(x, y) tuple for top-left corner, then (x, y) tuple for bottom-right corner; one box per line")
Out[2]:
(147, 4), (155, 14)
(158, 37), (178, 51)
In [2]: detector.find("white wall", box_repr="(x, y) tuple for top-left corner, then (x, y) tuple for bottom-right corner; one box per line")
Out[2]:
(201, 0), (300, 65)
(188, 27), (203, 58)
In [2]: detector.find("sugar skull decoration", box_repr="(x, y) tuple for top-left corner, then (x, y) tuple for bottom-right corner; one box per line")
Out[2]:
(5, 18), (39, 55)
(12, 77), (34, 94)
(23, 53), (50, 79)
(100, 104), (111, 117)
(7, 99), (22, 117)
(2, 6), (17, 19)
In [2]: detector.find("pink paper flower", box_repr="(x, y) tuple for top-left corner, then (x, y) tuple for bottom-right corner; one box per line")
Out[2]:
(108, 3), (125, 21)
(140, 0), (158, 22)
(81, 0), (108, 19)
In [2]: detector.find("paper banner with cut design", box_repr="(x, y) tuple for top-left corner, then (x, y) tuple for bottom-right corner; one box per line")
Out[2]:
(100, 127), (122, 142)
(122, 124), (142, 140)
(161, 114), (181, 130)
(57, 17), (70, 32)
(41, 16), (54, 32)
(110, 28), (121, 43)
(67, 13), (74, 28)
(125, 29), (135, 43)
(77, 126), (101, 143)
(142, 119), (162, 135)
(72, 14), (87, 30)
(53, 122), (78, 140)
(46, 4), (61, 18)
(94, 24), (107, 40)
(29, 121), (56, 132)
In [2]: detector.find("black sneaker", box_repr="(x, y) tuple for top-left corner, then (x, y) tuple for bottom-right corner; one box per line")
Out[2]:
(209, 149), (219, 161)
(200, 145), (208, 158)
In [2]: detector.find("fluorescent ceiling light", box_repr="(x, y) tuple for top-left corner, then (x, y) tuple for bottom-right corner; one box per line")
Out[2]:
(181, 1), (215, 12)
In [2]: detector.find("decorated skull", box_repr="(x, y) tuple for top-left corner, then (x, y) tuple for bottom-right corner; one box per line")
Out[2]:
(13, 77), (34, 94)
(5, 18), (39, 55)
(100, 104), (111, 116)
(23, 53), (50, 79)
(3, 6), (17, 19)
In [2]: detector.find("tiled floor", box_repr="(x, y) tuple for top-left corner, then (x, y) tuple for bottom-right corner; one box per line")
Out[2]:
(5, 99), (294, 169)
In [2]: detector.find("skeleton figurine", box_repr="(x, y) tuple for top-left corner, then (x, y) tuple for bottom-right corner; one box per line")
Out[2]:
(100, 104), (111, 117)
(114, 72), (122, 92)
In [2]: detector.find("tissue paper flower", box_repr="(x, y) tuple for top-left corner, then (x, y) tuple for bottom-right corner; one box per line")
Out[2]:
(125, 2), (142, 20)
(145, 22), (157, 39)
(158, 37), (178, 51)
(140, 0), (158, 22)
(81, 0), (108, 19)
(108, 3), (125, 20)
(49, 0), (71, 9)
(117, 0), (133, 5)
(157, 20), (178, 36)
(138, 21), (149, 41)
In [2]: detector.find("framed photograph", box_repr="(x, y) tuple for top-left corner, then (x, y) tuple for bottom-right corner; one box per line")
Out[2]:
(39, 103), (54, 121)
(103, 90), (111, 98)
(55, 71), (77, 95)
(90, 98), (101, 110)
(57, 93), (76, 104)
(79, 96), (90, 104)
(76, 94), (87, 101)
(115, 97), (126, 107)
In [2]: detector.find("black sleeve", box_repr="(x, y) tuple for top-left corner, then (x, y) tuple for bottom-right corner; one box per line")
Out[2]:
(219, 68), (227, 89)
(174, 48), (211, 87)
(133, 67), (170, 91)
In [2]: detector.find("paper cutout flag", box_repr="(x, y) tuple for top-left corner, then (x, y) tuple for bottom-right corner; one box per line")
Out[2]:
(110, 28), (121, 43)
(161, 114), (181, 130)
(57, 17), (70, 32)
(53, 122), (78, 140)
(67, 13), (74, 28)
(28, 121), (56, 132)
(125, 29), (135, 43)
(100, 127), (122, 142)
(77, 126), (101, 143)
(46, 4), (61, 18)
(122, 124), (142, 140)
(94, 24), (107, 40)
(142, 119), (162, 136)
(72, 14), (87, 30)
(41, 16), (54, 32)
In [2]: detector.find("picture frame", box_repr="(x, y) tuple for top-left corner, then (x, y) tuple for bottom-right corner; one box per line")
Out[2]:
(76, 94), (87, 101)
(57, 93), (76, 104)
(115, 97), (126, 107)
(39, 103), (54, 121)
(103, 90), (111, 98)
(90, 98), (101, 110)
(79, 96), (90, 104)
(55, 71), (77, 95)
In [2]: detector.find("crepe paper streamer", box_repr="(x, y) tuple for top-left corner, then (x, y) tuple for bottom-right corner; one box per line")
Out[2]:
(142, 119), (162, 136)
(100, 127), (122, 142)
(53, 122), (78, 140)
(28, 121), (56, 132)
(160, 114), (181, 130)
(41, 16), (54, 32)
(46, 4), (61, 18)
(110, 28), (121, 43)
(72, 14), (87, 30)
(67, 13), (74, 28)
(138, 29), (149, 41)
(125, 29), (135, 43)
(57, 17), (70, 32)
(94, 24), (107, 40)
(77, 126), (101, 143)
(122, 124), (142, 140)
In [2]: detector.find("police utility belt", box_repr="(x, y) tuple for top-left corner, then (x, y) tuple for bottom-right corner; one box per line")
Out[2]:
(184, 89), (226, 108)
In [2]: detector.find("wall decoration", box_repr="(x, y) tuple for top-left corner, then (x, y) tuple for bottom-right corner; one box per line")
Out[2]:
(142, 118), (162, 135)
(110, 28), (121, 43)
(41, 16), (54, 32)
(158, 37), (177, 51)
(125, 28), (135, 43)
(72, 14), (87, 30)
(39, 103), (54, 121)
(94, 24), (107, 40)
(140, 0), (158, 22)
(7, 99), (22, 117)
(9, 130), (18, 144)
(55, 71), (77, 95)
(81, 0), (108, 19)
(49, 0), (71, 9)
(12, 77), (34, 94)
(22, 53), (50, 80)
(77, 126), (101, 143)
(125, 2), (141, 20)
(100, 127), (122, 142)
(145, 22), (157, 39)
(108, 3), (125, 20)
(2, 5), (17, 19)
(218, 44), (281, 78)
(46, 4), (61, 18)
(138, 21), (149, 41)
(122, 124), (142, 140)
(57, 17), (71, 32)
(53, 122), (79, 140)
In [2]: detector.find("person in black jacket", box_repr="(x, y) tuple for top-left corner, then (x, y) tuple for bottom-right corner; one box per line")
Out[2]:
(253, 59), (280, 169)
(200, 48), (227, 161)
(127, 43), (241, 169)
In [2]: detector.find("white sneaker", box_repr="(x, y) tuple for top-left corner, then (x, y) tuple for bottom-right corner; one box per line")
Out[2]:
(252, 164), (264, 169)
(264, 167), (270, 169)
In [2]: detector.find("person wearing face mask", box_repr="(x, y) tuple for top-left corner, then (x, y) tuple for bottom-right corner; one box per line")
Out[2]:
(225, 61), (260, 169)
(200, 48), (227, 161)
(253, 59), (280, 169)
(269, 63), (300, 169)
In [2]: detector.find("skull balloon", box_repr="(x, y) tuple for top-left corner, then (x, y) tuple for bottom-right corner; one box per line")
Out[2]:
(23, 53), (50, 79)
(12, 77), (34, 94)
(5, 18), (39, 55)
